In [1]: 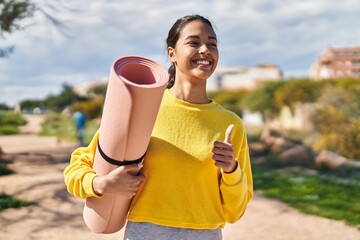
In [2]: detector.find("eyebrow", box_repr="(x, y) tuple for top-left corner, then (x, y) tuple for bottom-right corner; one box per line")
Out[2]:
(185, 35), (217, 41)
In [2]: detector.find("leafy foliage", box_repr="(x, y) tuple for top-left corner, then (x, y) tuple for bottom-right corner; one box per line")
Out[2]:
(0, 0), (35, 35)
(0, 102), (11, 111)
(41, 112), (99, 145)
(0, 0), (35, 57)
(0, 111), (26, 135)
(244, 81), (286, 119)
(208, 90), (248, 116)
(20, 99), (44, 111)
(310, 80), (360, 159)
(273, 78), (324, 111)
(0, 125), (18, 134)
(43, 83), (87, 111)
(88, 84), (107, 96)
(0, 111), (26, 125)
(71, 97), (104, 120)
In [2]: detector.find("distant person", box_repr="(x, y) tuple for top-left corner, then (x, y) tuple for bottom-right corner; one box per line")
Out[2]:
(64, 15), (253, 240)
(73, 111), (86, 146)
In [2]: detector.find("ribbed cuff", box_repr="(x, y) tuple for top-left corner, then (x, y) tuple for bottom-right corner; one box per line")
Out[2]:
(221, 163), (243, 186)
(83, 172), (103, 198)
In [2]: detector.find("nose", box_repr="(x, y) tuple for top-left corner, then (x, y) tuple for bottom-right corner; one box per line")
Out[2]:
(199, 44), (210, 55)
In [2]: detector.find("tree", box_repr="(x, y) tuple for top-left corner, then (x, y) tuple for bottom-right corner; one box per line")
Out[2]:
(1, 0), (67, 57)
(43, 83), (83, 112)
(19, 99), (44, 110)
(244, 81), (286, 120)
(273, 78), (324, 112)
(0, 0), (35, 57)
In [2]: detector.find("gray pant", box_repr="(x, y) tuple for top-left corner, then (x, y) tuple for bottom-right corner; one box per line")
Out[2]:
(124, 221), (223, 240)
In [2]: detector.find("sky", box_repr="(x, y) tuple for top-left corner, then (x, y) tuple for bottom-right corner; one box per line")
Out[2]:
(0, 0), (359, 106)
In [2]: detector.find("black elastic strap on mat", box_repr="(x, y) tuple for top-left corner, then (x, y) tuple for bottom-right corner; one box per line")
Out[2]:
(97, 140), (145, 166)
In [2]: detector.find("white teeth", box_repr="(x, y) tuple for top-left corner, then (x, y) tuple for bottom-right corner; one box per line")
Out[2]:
(196, 60), (210, 65)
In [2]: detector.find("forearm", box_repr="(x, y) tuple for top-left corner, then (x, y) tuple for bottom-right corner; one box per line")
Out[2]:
(220, 147), (253, 223)
(63, 130), (101, 199)
(64, 166), (100, 199)
(220, 164), (252, 223)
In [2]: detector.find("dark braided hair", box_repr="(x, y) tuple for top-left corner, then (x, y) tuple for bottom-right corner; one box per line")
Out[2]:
(165, 15), (215, 89)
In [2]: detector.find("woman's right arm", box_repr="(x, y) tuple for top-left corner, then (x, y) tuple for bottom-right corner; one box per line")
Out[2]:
(64, 130), (101, 199)
(64, 130), (144, 199)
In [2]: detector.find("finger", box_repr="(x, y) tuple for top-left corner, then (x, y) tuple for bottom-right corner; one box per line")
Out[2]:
(213, 141), (232, 148)
(212, 154), (233, 163)
(110, 165), (126, 175)
(129, 174), (145, 185)
(214, 160), (230, 169)
(224, 124), (234, 144)
(122, 163), (143, 173)
(212, 147), (233, 157)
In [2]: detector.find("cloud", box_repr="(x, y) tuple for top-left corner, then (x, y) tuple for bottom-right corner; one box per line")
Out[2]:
(1, 0), (359, 105)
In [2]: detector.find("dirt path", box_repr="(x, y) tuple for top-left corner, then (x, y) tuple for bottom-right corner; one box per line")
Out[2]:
(0, 116), (359, 240)
(19, 114), (45, 135)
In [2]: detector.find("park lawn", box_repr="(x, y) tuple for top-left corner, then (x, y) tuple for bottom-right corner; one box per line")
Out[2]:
(252, 155), (360, 230)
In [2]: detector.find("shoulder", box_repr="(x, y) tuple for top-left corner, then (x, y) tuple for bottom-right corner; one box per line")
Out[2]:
(214, 103), (242, 121)
(212, 103), (246, 132)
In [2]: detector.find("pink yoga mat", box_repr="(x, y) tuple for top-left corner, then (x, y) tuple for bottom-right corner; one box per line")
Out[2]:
(83, 56), (168, 233)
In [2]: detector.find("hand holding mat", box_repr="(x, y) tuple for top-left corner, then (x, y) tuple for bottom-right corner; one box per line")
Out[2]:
(83, 56), (168, 233)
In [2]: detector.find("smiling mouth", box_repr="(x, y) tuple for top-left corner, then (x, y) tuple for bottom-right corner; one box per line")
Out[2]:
(192, 59), (212, 66)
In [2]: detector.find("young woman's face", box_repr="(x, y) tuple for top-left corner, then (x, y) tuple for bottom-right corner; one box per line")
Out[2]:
(168, 20), (219, 84)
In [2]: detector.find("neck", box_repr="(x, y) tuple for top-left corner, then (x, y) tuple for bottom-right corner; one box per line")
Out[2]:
(169, 80), (210, 104)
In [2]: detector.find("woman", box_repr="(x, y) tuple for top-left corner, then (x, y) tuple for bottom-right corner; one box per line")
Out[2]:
(64, 14), (253, 240)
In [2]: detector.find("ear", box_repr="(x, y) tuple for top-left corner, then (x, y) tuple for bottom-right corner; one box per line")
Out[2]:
(167, 47), (176, 63)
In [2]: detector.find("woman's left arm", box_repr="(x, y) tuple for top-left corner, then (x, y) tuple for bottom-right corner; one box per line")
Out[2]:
(220, 144), (253, 223)
(213, 123), (253, 223)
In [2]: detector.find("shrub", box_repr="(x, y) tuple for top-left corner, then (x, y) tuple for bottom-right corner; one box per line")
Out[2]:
(273, 79), (324, 112)
(0, 112), (27, 126)
(0, 125), (19, 135)
(244, 81), (286, 119)
(311, 102), (360, 160)
(71, 97), (104, 119)
(208, 90), (248, 116)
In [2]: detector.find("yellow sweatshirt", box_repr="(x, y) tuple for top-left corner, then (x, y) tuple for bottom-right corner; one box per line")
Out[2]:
(64, 89), (253, 229)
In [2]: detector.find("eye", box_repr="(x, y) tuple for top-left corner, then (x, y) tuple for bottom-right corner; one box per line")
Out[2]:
(186, 41), (199, 47)
(207, 42), (217, 48)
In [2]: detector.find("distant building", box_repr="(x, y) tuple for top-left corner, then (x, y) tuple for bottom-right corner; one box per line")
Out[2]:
(310, 46), (360, 80)
(210, 64), (283, 91)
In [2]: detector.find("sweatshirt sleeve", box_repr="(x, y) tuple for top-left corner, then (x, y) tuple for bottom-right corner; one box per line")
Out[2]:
(63, 130), (102, 199)
(220, 123), (253, 223)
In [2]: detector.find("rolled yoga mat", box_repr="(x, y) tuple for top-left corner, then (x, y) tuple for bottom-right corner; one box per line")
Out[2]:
(83, 56), (168, 233)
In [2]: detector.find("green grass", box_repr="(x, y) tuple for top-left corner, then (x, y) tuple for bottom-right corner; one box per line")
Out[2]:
(0, 125), (19, 135)
(252, 155), (360, 229)
(41, 113), (99, 145)
(0, 193), (32, 211)
(0, 112), (27, 135)
(0, 112), (27, 126)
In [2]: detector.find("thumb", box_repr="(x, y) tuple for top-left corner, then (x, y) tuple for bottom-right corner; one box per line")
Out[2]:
(224, 124), (234, 144)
